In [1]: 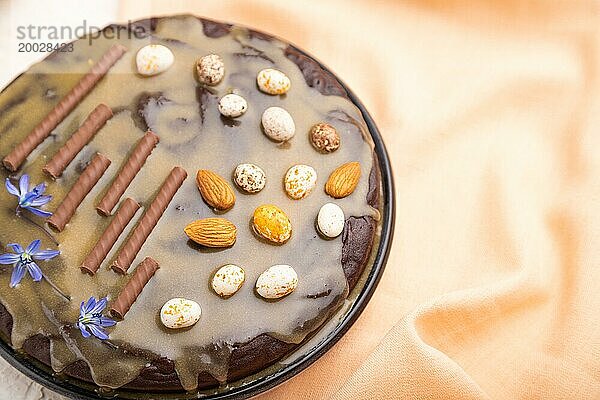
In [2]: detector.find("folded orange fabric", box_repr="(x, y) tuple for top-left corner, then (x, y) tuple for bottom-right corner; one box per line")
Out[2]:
(122, 0), (600, 398)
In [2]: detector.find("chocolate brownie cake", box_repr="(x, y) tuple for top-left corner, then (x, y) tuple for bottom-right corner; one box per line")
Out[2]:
(0, 15), (382, 393)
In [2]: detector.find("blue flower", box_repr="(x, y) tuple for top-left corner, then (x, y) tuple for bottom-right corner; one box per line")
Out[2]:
(76, 297), (116, 340)
(0, 239), (60, 287)
(5, 174), (53, 217)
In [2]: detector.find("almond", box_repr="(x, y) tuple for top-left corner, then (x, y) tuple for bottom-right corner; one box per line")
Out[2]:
(196, 169), (235, 210)
(325, 162), (361, 199)
(184, 218), (237, 248)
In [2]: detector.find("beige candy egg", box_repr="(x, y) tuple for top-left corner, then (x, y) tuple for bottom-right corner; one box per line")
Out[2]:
(218, 94), (248, 118)
(234, 163), (266, 193)
(284, 164), (317, 200)
(262, 107), (295, 142)
(317, 203), (345, 238)
(256, 264), (298, 299)
(196, 54), (225, 85)
(257, 68), (291, 95)
(136, 44), (174, 76)
(160, 298), (201, 329)
(211, 264), (245, 297)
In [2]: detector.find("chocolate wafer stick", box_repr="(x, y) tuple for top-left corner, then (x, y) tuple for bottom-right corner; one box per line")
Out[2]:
(96, 131), (159, 216)
(110, 257), (159, 319)
(81, 198), (140, 275)
(47, 153), (111, 232)
(2, 44), (127, 172)
(111, 167), (187, 274)
(43, 103), (113, 178)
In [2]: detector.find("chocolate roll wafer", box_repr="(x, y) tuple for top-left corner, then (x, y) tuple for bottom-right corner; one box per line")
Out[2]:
(43, 104), (113, 178)
(47, 153), (111, 232)
(81, 198), (140, 275)
(2, 44), (127, 172)
(96, 131), (159, 216)
(111, 167), (187, 274)
(110, 257), (159, 320)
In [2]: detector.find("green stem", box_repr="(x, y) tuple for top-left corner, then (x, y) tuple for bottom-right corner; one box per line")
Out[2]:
(102, 340), (119, 350)
(16, 209), (58, 245)
(41, 272), (70, 301)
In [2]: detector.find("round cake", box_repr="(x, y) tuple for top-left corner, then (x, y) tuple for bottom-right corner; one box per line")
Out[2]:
(0, 15), (383, 394)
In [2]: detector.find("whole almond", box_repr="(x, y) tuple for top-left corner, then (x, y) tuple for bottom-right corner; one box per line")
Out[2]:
(196, 169), (235, 210)
(185, 218), (237, 248)
(325, 162), (361, 199)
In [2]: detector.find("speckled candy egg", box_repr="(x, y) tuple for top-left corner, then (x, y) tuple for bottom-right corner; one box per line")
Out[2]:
(284, 164), (317, 200)
(211, 264), (245, 298)
(136, 44), (174, 76)
(310, 123), (340, 153)
(160, 298), (201, 329)
(317, 203), (345, 238)
(196, 54), (225, 85)
(252, 205), (292, 244)
(261, 107), (295, 142)
(218, 94), (248, 118)
(256, 68), (291, 95)
(234, 163), (266, 193)
(256, 264), (298, 299)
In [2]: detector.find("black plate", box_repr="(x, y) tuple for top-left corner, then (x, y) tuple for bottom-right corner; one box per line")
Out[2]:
(0, 16), (395, 400)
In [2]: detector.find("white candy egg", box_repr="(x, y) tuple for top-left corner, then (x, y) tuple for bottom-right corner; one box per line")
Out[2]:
(284, 164), (317, 200)
(136, 44), (174, 76)
(261, 107), (295, 142)
(317, 203), (345, 238)
(256, 264), (298, 299)
(218, 94), (248, 118)
(234, 163), (266, 193)
(211, 264), (245, 297)
(160, 298), (201, 329)
(257, 68), (291, 95)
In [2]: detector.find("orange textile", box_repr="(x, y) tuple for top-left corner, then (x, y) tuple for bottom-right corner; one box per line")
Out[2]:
(4, 0), (600, 399)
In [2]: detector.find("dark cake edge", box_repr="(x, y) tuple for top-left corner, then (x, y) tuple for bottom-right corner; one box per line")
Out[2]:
(0, 15), (381, 392)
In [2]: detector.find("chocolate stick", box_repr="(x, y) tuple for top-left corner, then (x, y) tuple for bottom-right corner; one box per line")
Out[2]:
(43, 104), (113, 179)
(110, 257), (159, 319)
(47, 153), (111, 232)
(2, 44), (127, 172)
(111, 167), (187, 274)
(81, 198), (140, 275)
(96, 131), (159, 216)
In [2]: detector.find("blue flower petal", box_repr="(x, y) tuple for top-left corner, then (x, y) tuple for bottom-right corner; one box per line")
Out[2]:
(26, 239), (41, 255)
(0, 253), (20, 264)
(27, 262), (43, 282)
(18, 175), (29, 197)
(32, 249), (60, 261)
(86, 324), (109, 340)
(83, 297), (96, 314)
(78, 324), (92, 338)
(19, 191), (38, 207)
(28, 195), (52, 207)
(31, 182), (46, 195)
(89, 297), (108, 315)
(5, 178), (20, 197)
(7, 243), (24, 253)
(99, 316), (116, 327)
(24, 206), (52, 218)
(10, 264), (26, 287)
